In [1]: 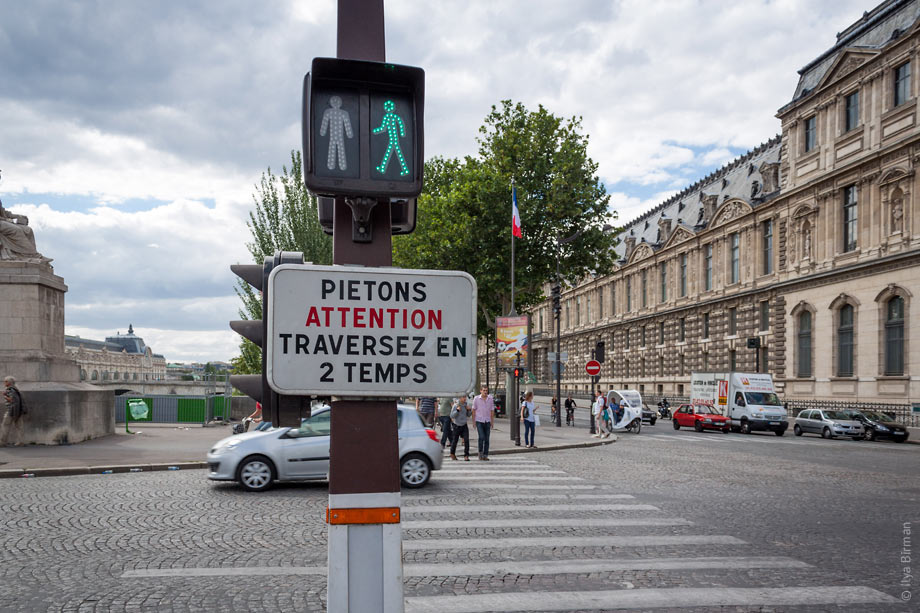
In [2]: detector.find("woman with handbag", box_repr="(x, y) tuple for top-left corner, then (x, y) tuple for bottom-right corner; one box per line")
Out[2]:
(521, 391), (537, 448)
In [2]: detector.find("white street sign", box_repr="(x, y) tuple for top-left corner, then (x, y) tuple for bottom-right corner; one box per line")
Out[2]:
(266, 264), (477, 397)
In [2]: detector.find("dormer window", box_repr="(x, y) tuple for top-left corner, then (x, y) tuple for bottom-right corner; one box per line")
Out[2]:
(804, 115), (816, 152)
(845, 91), (859, 132)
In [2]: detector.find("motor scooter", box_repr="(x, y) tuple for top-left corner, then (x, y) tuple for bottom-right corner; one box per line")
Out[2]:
(657, 401), (671, 419)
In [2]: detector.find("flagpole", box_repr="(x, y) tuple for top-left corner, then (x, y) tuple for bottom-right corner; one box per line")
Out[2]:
(510, 182), (517, 317)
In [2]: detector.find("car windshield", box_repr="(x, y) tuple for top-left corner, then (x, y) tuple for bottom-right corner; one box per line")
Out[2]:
(695, 406), (721, 415)
(823, 410), (850, 420)
(857, 411), (886, 421)
(745, 392), (781, 407)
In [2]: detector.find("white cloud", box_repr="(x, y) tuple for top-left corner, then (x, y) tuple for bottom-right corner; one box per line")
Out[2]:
(0, 0), (873, 363)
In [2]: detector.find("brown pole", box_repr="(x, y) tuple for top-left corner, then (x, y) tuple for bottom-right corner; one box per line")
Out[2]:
(326, 3), (402, 612)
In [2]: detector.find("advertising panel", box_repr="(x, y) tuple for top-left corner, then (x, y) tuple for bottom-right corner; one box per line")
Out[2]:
(496, 315), (529, 369)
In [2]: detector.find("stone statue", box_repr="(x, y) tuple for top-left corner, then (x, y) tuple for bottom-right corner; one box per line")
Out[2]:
(0, 176), (50, 263)
(891, 198), (904, 233)
(803, 225), (811, 259)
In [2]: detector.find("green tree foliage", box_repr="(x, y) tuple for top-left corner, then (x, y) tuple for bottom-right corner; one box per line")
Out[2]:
(394, 100), (617, 335)
(233, 150), (332, 374)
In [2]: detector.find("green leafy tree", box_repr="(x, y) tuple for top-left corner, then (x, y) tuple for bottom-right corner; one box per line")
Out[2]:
(394, 100), (617, 335)
(232, 150), (332, 374)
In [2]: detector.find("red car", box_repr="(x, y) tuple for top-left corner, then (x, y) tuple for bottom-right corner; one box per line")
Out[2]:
(672, 404), (730, 433)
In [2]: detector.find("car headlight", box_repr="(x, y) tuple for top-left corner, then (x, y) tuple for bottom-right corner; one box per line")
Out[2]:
(875, 424), (889, 432)
(211, 441), (240, 455)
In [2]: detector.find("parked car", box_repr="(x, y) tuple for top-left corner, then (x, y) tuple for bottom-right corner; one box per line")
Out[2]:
(793, 409), (864, 440)
(842, 410), (910, 443)
(672, 404), (731, 433)
(207, 404), (443, 491)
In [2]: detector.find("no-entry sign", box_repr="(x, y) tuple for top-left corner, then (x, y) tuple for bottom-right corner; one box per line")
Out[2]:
(266, 264), (477, 396)
(585, 360), (601, 376)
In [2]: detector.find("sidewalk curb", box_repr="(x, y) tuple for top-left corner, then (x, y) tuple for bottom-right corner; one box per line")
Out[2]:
(0, 461), (209, 479)
(488, 435), (617, 455)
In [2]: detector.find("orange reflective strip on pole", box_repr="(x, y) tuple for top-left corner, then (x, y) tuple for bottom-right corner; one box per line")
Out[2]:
(326, 507), (401, 524)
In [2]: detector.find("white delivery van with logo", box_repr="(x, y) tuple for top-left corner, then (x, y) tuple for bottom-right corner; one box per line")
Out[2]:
(690, 372), (788, 436)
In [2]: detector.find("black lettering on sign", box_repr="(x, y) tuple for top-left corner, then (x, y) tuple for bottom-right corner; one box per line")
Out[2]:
(319, 362), (334, 382)
(359, 362), (373, 383)
(296, 334), (309, 354)
(343, 362), (356, 382)
(376, 362), (394, 383)
(452, 337), (466, 357)
(379, 335), (393, 356)
(437, 337), (448, 357)
(321, 279), (335, 299)
(412, 281), (426, 302)
(396, 363), (410, 382)
(412, 336), (425, 356)
(279, 333), (292, 354)
(363, 335), (377, 356)
(412, 364), (427, 384)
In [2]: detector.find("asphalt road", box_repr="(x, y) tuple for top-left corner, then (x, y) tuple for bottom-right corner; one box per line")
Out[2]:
(0, 418), (916, 612)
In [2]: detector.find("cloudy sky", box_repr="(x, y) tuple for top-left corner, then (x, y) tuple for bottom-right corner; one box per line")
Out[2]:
(1, 0), (869, 363)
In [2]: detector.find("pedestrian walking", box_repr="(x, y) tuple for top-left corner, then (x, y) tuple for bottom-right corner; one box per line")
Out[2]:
(564, 394), (576, 426)
(592, 389), (609, 438)
(449, 395), (472, 461)
(1, 376), (25, 444)
(416, 396), (436, 427)
(550, 396), (557, 422)
(521, 391), (537, 448)
(472, 385), (495, 460)
(437, 396), (453, 449)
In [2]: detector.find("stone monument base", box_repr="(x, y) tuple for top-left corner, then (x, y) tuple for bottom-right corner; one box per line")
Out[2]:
(0, 382), (113, 446)
(1, 260), (114, 445)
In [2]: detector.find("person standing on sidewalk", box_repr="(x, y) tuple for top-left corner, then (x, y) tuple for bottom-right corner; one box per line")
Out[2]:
(437, 396), (453, 449)
(521, 391), (537, 448)
(449, 395), (472, 461)
(592, 389), (609, 438)
(416, 396), (436, 427)
(472, 385), (494, 460)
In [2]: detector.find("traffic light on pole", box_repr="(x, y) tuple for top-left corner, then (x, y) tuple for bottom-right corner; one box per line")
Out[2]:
(513, 367), (522, 379)
(230, 251), (305, 428)
(551, 284), (561, 314)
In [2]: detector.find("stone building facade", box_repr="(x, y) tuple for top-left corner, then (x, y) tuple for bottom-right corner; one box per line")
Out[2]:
(65, 325), (167, 383)
(478, 0), (920, 408)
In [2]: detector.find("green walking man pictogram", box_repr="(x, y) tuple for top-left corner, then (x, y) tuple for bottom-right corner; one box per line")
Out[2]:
(372, 100), (409, 176)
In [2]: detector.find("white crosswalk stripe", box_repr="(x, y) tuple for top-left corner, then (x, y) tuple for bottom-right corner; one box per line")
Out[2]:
(398, 456), (900, 611)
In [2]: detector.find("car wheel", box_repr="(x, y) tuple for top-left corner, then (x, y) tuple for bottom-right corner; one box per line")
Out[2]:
(775, 429), (785, 437)
(864, 427), (875, 441)
(237, 455), (275, 492)
(741, 420), (752, 435)
(672, 419), (680, 430)
(822, 426), (833, 439)
(722, 426), (730, 433)
(650, 418), (657, 426)
(694, 421), (703, 432)
(794, 424), (803, 436)
(400, 453), (431, 489)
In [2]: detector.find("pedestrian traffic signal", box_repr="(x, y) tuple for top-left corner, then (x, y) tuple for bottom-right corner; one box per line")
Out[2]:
(513, 367), (522, 379)
(302, 57), (425, 199)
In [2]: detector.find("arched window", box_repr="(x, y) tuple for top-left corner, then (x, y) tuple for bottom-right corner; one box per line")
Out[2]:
(92, 370), (98, 381)
(797, 311), (812, 377)
(885, 296), (905, 375)
(80, 369), (87, 381)
(837, 304), (854, 377)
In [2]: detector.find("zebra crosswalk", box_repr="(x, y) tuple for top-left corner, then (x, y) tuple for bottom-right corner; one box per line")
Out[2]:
(400, 457), (901, 611)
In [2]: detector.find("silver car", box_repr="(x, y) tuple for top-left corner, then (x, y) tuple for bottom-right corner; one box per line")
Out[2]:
(793, 409), (864, 440)
(207, 404), (443, 491)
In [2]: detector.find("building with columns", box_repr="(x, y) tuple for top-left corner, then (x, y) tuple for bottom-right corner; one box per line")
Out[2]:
(65, 324), (167, 384)
(479, 0), (919, 410)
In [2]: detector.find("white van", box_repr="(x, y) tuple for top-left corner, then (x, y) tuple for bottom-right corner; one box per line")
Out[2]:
(691, 373), (788, 436)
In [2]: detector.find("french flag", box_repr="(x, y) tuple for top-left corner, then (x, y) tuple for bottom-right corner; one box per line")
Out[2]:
(512, 186), (522, 238)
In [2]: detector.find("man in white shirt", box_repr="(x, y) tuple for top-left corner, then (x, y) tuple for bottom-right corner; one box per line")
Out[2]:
(592, 389), (609, 438)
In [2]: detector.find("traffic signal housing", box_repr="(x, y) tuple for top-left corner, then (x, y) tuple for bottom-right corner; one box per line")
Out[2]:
(230, 251), (307, 428)
(302, 57), (425, 199)
(513, 367), (522, 379)
(551, 284), (561, 315)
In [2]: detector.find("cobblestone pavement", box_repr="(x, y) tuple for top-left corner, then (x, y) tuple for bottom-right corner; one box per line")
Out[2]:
(0, 424), (916, 612)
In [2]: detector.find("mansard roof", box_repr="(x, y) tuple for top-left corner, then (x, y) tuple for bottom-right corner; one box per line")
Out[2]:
(612, 135), (781, 260)
(783, 0), (920, 110)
